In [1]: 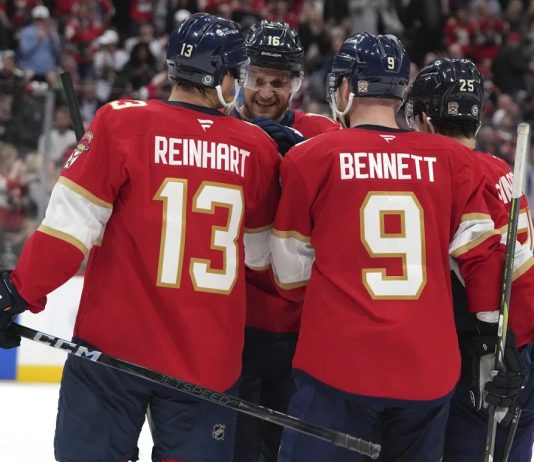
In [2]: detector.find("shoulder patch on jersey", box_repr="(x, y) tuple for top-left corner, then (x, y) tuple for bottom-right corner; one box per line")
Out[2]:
(64, 131), (94, 169)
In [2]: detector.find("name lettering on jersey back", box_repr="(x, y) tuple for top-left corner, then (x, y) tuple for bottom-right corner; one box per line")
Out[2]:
(495, 171), (513, 204)
(154, 136), (250, 177)
(339, 152), (437, 182)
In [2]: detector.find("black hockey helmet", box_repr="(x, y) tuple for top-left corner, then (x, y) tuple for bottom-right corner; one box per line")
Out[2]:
(405, 58), (483, 127)
(326, 32), (410, 102)
(245, 20), (304, 77)
(166, 13), (248, 88)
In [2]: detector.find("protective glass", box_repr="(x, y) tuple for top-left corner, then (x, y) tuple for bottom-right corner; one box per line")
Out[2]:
(229, 58), (250, 86)
(242, 66), (301, 94)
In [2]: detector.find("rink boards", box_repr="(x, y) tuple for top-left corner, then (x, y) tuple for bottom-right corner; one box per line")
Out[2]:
(0, 276), (83, 382)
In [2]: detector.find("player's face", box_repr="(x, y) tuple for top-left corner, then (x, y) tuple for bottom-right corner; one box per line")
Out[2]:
(242, 66), (294, 121)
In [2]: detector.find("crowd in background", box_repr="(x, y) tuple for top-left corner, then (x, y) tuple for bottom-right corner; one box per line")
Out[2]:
(0, 0), (534, 266)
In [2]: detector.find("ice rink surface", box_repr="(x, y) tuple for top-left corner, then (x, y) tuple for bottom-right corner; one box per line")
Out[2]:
(0, 382), (153, 462)
(2, 381), (534, 461)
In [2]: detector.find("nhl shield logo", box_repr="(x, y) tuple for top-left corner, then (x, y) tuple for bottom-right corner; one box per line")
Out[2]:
(357, 80), (369, 93)
(202, 75), (214, 86)
(212, 423), (225, 441)
(447, 102), (459, 116)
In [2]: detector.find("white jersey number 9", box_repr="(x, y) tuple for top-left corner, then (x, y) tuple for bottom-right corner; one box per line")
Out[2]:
(360, 192), (427, 299)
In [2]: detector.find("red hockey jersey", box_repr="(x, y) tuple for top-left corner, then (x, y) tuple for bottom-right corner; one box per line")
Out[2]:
(245, 110), (340, 333)
(471, 151), (534, 347)
(271, 127), (506, 400)
(13, 99), (281, 391)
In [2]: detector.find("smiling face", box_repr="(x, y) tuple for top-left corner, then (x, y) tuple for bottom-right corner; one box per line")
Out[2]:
(242, 66), (294, 121)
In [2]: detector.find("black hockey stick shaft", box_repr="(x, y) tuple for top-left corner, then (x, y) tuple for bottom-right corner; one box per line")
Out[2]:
(500, 407), (522, 462)
(60, 72), (84, 140)
(483, 122), (530, 462)
(8, 322), (381, 459)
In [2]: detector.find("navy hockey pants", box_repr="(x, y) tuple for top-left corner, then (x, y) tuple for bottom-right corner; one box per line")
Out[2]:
(277, 371), (451, 462)
(54, 343), (237, 462)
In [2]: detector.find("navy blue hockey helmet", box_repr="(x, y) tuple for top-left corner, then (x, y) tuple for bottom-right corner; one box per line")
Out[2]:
(326, 32), (410, 102)
(405, 58), (483, 127)
(245, 20), (304, 77)
(166, 13), (248, 88)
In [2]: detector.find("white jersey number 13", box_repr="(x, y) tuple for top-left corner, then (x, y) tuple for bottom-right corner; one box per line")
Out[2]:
(154, 179), (244, 294)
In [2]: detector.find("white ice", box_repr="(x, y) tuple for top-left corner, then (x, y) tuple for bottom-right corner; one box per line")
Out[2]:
(0, 382), (153, 461)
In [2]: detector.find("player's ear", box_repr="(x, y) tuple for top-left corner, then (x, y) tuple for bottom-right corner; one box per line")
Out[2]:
(340, 77), (351, 102)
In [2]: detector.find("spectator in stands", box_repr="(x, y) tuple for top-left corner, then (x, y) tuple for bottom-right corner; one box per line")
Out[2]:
(17, 5), (61, 87)
(112, 42), (158, 98)
(78, 78), (101, 124)
(492, 31), (534, 97)
(0, 50), (24, 142)
(37, 106), (77, 164)
(444, 5), (475, 58)
(470, 0), (507, 62)
(92, 28), (128, 102)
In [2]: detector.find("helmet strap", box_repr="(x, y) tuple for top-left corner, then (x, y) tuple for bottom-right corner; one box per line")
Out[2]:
(331, 91), (354, 128)
(217, 80), (241, 114)
(288, 77), (302, 104)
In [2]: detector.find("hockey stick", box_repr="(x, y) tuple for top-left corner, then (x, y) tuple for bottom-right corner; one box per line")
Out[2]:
(60, 72), (84, 140)
(8, 322), (381, 459)
(483, 122), (530, 462)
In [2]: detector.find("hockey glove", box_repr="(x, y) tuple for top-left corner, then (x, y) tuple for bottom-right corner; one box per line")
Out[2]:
(0, 271), (27, 349)
(250, 117), (306, 156)
(458, 332), (497, 410)
(484, 330), (526, 409)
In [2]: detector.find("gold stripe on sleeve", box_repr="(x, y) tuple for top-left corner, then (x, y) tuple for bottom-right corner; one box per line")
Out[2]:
(38, 225), (88, 256)
(274, 274), (309, 289)
(513, 258), (534, 281)
(245, 224), (273, 233)
(450, 230), (500, 258)
(461, 213), (492, 222)
(272, 229), (311, 242)
(58, 176), (113, 209)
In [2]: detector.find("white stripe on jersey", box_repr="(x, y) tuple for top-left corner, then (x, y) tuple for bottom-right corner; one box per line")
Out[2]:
(41, 178), (113, 254)
(271, 230), (315, 286)
(244, 227), (271, 270)
(449, 214), (498, 258)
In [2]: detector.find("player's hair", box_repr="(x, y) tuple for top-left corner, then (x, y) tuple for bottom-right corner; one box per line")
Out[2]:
(166, 13), (248, 89)
(245, 20), (304, 78)
(405, 58), (483, 128)
(430, 119), (480, 139)
(172, 77), (209, 96)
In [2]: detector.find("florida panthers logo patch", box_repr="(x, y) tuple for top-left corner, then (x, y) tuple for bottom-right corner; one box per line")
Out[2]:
(64, 131), (94, 169)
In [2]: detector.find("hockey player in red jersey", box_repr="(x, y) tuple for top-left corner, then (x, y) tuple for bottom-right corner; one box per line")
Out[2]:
(271, 32), (512, 462)
(0, 13), (281, 462)
(405, 57), (534, 462)
(237, 20), (340, 153)
(231, 20), (340, 462)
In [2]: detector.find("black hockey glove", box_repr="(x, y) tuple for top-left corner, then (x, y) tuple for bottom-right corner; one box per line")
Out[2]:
(458, 331), (497, 410)
(250, 117), (306, 156)
(484, 330), (526, 409)
(0, 271), (27, 349)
